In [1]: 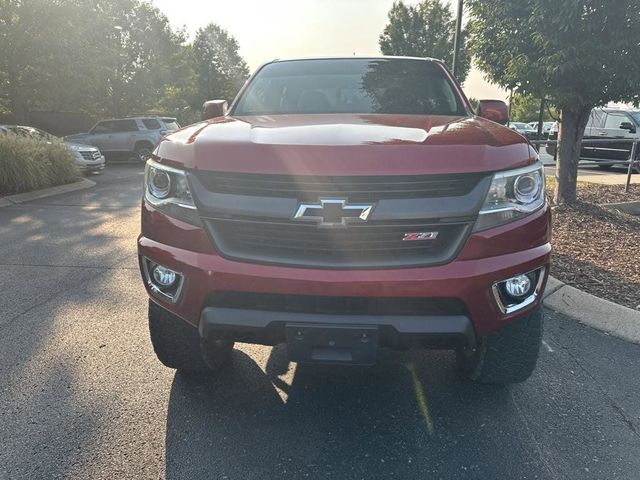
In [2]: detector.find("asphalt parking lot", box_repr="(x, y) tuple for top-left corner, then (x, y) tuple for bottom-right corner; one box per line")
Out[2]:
(2, 164), (640, 480)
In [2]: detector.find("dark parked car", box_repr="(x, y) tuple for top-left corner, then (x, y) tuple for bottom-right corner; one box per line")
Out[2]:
(509, 122), (539, 140)
(546, 108), (640, 171)
(138, 57), (550, 385)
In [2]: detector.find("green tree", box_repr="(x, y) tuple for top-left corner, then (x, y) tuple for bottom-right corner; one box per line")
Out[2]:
(0, 0), (186, 121)
(90, 0), (185, 118)
(379, 0), (471, 82)
(0, 0), (89, 122)
(192, 23), (250, 108)
(509, 94), (558, 122)
(468, 0), (640, 203)
(154, 44), (200, 125)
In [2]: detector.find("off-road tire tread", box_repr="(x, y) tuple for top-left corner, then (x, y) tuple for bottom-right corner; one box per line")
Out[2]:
(459, 307), (543, 384)
(148, 300), (230, 373)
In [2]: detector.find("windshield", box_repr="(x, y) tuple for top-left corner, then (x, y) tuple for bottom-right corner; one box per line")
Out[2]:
(233, 58), (467, 116)
(162, 118), (180, 130)
(629, 111), (640, 125)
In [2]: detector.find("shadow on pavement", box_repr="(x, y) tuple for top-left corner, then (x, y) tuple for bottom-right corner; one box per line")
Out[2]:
(165, 346), (552, 480)
(0, 165), (148, 478)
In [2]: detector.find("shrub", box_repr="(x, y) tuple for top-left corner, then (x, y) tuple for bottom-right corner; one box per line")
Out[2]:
(0, 135), (80, 195)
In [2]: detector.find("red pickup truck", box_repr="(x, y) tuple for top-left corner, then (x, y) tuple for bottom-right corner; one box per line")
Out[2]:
(138, 57), (550, 384)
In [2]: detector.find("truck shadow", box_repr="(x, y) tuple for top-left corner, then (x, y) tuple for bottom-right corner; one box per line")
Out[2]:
(164, 345), (546, 480)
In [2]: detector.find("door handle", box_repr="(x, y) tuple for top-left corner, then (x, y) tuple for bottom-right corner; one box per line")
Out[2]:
(598, 132), (608, 136)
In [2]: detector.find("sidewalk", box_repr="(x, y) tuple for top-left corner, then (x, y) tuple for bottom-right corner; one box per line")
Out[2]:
(578, 173), (634, 185)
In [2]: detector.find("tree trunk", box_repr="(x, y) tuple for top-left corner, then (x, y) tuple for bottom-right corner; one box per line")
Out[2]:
(111, 80), (121, 118)
(7, 70), (28, 124)
(554, 104), (592, 204)
(9, 91), (28, 124)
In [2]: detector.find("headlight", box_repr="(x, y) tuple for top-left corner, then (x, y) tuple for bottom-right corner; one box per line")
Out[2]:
(144, 159), (200, 224)
(148, 168), (171, 199)
(474, 161), (545, 231)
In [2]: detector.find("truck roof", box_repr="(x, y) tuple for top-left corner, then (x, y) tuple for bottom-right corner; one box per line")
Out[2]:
(267, 55), (445, 64)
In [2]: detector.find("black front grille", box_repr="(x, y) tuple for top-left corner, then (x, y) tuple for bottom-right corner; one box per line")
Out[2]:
(205, 218), (472, 268)
(206, 291), (467, 316)
(196, 171), (483, 202)
(192, 169), (484, 268)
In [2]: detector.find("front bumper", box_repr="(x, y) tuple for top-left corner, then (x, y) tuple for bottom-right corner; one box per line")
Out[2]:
(77, 156), (106, 172)
(200, 307), (476, 363)
(199, 306), (476, 349)
(138, 203), (551, 340)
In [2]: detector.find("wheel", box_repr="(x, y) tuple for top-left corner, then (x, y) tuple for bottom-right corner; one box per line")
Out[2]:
(597, 164), (613, 170)
(545, 144), (556, 157)
(134, 142), (154, 162)
(456, 307), (542, 384)
(148, 300), (233, 374)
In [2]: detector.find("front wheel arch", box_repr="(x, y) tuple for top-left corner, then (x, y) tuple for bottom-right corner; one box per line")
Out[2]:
(134, 141), (154, 162)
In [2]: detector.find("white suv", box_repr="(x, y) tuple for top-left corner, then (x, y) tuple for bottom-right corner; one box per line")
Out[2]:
(65, 116), (180, 162)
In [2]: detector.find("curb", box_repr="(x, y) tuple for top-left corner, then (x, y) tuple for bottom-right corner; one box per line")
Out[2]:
(543, 276), (640, 344)
(601, 200), (640, 216)
(0, 178), (96, 206)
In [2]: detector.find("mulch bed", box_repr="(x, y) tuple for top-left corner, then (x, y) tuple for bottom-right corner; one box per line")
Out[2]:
(549, 181), (640, 310)
(569, 182), (640, 204)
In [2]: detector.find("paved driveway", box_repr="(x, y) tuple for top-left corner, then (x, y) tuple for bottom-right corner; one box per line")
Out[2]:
(1, 165), (639, 479)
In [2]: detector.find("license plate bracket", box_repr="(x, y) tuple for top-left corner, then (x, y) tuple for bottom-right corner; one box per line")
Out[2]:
(285, 323), (379, 365)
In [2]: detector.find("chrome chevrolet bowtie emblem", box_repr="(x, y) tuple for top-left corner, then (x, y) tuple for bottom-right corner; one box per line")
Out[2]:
(293, 198), (374, 227)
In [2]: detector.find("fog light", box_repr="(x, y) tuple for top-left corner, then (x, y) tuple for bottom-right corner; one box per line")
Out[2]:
(492, 267), (545, 315)
(152, 265), (177, 287)
(141, 257), (184, 304)
(504, 274), (532, 299)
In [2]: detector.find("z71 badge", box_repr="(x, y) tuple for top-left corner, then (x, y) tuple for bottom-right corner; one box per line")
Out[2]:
(402, 232), (439, 241)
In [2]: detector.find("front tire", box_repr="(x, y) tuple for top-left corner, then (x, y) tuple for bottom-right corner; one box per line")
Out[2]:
(134, 142), (154, 163)
(457, 307), (543, 384)
(148, 300), (233, 374)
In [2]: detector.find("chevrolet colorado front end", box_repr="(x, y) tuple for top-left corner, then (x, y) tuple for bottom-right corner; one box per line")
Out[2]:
(138, 57), (550, 384)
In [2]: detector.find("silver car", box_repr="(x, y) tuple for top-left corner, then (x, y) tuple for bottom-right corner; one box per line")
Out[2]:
(65, 116), (180, 162)
(1, 125), (106, 173)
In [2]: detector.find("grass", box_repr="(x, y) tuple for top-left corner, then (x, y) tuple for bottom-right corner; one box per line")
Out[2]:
(0, 135), (80, 195)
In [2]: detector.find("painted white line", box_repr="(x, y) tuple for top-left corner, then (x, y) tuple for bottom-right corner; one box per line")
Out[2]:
(542, 340), (554, 353)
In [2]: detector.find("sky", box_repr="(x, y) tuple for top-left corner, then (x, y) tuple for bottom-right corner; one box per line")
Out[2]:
(151, 0), (508, 101)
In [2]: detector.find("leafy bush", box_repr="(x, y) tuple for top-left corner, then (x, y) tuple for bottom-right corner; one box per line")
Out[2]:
(0, 135), (80, 195)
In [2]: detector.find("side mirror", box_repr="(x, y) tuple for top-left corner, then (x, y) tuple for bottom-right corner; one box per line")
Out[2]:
(619, 122), (636, 134)
(477, 100), (509, 125)
(201, 100), (228, 120)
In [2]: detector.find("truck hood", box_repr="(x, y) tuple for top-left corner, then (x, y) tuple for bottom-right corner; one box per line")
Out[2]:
(155, 114), (536, 176)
